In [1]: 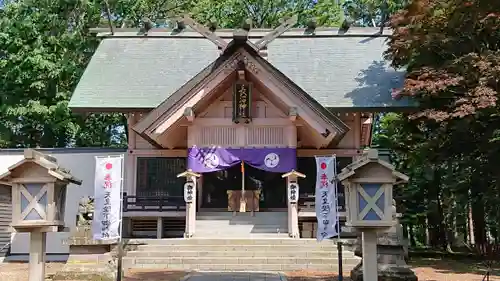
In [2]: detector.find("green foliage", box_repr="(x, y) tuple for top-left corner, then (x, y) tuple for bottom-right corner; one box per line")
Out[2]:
(190, 0), (343, 28)
(343, 0), (409, 26)
(0, 0), (360, 149)
(375, 0), (500, 250)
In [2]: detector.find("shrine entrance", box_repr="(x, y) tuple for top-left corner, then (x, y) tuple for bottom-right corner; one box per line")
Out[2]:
(200, 162), (287, 211)
(201, 164), (241, 209)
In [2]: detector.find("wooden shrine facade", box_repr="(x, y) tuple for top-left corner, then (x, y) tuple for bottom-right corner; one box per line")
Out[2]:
(68, 15), (412, 238)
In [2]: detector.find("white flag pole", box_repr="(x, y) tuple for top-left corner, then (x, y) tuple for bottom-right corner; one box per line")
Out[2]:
(333, 154), (340, 238)
(333, 154), (344, 281)
(116, 155), (125, 281)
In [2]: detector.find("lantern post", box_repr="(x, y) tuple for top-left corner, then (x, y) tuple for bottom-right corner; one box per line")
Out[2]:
(177, 169), (201, 238)
(337, 149), (409, 281)
(282, 170), (305, 238)
(0, 149), (81, 281)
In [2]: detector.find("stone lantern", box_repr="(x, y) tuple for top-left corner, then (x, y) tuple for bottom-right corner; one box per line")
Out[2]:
(0, 149), (81, 281)
(337, 148), (415, 281)
(177, 169), (200, 238)
(339, 149), (407, 229)
(282, 170), (306, 238)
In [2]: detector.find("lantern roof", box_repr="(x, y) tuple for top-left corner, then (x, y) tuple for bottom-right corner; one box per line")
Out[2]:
(0, 149), (82, 185)
(337, 148), (409, 183)
(177, 169), (201, 178)
(282, 169), (306, 178)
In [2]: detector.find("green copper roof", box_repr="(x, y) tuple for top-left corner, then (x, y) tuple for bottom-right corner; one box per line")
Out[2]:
(69, 28), (414, 111)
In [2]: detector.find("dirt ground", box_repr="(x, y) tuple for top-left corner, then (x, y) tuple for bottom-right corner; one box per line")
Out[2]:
(0, 263), (188, 281)
(286, 258), (500, 281)
(0, 258), (499, 281)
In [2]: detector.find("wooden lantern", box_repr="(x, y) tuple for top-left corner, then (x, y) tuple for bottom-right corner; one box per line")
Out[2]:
(177, 169), (201, 204)
(0, 149), (81, 232)
(282, 170), (306, 238)
(177, 169), (200, 238)
(282, 170), (306, 204)
(337, 149), (408, 230)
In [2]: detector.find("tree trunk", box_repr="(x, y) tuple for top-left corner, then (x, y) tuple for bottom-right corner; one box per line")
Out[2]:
(408, 224), (417, 247)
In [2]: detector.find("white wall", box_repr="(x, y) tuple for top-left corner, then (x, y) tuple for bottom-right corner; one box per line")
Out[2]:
(0, 148), (127, 255)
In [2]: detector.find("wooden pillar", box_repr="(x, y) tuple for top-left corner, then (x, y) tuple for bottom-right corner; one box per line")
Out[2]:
(156, 217), (163, 239)
(127, 114), (137, 196)
(289, 198), (299, 238)
(185, 178), (196, 237)
(362, 230), (378, 281)
(178, 171), (200, 238)
(29, 232), (47, 281)
(353, 112), (361, 149)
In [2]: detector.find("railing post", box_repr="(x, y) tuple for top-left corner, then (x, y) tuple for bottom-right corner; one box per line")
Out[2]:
(123, 194), (128, 212)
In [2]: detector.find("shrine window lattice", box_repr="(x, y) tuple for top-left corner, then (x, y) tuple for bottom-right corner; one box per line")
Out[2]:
(136, 157), (186, 197)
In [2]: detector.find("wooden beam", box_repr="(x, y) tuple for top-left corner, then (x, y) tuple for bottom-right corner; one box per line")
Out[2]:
(130, 149), (188, 157)
(129, 148), (362, 158)
(184, 107), (195, 122)
(254, 15), (298, 50)
(189, 117), (294, 127)
(233, 29), (249, 44)
(182, 15), (228, 49)
(297, 149), (363, 157)
(353, 113), (361, 149)
(289, 107), (298, 122)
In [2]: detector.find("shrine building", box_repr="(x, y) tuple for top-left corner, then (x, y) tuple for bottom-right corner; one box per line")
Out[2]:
(63, 19), (410, 240)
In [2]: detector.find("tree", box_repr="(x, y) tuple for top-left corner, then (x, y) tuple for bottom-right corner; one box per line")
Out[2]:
(0, 0), (194, 148)
(190, 0), (343, 28)
(0, 0), (123, 148)
(375, 0), (500, 251)
(343, 0), (409, 27)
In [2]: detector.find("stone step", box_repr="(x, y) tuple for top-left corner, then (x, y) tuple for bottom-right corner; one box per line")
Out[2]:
(122, 262), (355, 271)
(196, 226), (288, 234)
(196, 216), (288, 220)
(192, 234), (290, 238)
(135, 244), (340, 251)
(127, 238), (348, 245)
(195, 224), (288, 229)
(196, 221), (287, 227)
(126, 250), (356, 258)
(123, 257), (360, 270)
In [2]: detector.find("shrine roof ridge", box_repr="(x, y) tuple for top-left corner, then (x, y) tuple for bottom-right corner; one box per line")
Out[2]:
(91, 27), (393, 38)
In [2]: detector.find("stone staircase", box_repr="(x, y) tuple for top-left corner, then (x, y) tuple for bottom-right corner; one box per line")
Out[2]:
(123, 238), (360, 271)
(194, 212), (289, 238)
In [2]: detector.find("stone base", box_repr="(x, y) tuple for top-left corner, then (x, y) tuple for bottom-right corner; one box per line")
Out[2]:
(52, 254), (117, 281)
(350, 262), (418, 281)
(53, 270), (116, 281)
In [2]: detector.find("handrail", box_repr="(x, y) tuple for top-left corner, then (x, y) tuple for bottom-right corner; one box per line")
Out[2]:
(0, 242), (11, 254)
(123, 193), (185, 212)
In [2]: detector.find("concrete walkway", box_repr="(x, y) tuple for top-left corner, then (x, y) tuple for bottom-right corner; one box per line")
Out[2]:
(184, 271), (284, 281)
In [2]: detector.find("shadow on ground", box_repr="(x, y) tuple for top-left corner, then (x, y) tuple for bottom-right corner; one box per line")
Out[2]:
(285, 270), (351, 281)
(124, 270), (188, 281)
(125, 271), (284, 281)
(409, 257), (500, 276)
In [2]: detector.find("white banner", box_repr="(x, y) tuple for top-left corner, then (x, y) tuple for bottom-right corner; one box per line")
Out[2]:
(92, 156), (123, 240)
(315, 156), (339, 241)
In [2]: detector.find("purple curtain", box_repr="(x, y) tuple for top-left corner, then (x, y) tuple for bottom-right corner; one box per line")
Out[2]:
(187, 146), (296, 173)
